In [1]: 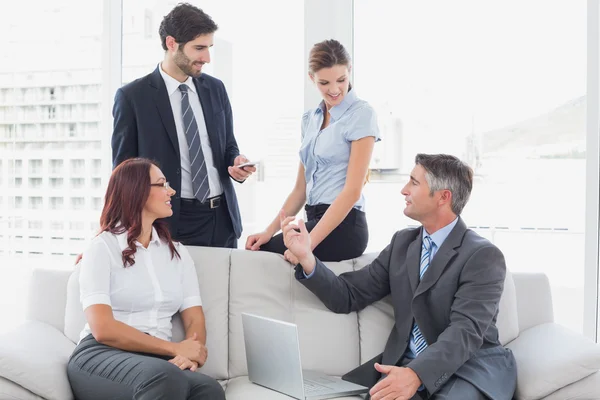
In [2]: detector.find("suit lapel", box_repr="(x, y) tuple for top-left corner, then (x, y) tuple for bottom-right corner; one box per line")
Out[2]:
(193, 77), (221, 158)
(150, 67), (180, 158)
(414, 218), (467, 297)
(406, 231), (422, 295)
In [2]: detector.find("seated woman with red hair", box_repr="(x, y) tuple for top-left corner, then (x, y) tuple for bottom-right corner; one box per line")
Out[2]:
(67, 158), (224, 400)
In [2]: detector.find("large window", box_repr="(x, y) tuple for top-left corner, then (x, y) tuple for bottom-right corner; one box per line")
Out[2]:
(122, 0), (305, 241)
(0, 0), (104, 332)
(0, 0), (597, 340)
(355, 0), (587, 333)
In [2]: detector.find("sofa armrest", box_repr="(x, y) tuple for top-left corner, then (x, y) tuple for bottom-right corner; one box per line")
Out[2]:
(0, 320), (76, 400)
(512, 273), (554, 333)
(506, 322), (600, 400)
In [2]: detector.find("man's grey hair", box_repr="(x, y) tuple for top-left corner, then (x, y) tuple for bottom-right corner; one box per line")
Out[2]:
(415, 153), (473, 215)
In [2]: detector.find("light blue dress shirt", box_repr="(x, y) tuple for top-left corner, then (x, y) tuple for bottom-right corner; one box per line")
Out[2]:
(299, 89), (381, 211)
(405, 217), (460, 360)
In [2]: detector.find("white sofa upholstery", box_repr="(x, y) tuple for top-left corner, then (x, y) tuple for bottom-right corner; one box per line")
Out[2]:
(1, 247), (600, 400)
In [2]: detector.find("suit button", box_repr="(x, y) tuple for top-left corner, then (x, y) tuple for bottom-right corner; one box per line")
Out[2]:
(176, 169), (181, 175)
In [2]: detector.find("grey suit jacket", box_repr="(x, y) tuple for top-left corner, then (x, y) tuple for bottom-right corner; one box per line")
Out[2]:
(295, 218), (517, 399)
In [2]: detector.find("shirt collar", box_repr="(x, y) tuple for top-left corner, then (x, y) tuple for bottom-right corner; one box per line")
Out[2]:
(316, 89), (358, 122)
(423, 217), (459, 249)
(116, 226), (162, 251)
(158, 63), (197, 96)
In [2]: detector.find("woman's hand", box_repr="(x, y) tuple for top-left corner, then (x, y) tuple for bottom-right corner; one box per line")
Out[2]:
(173, 332), (206, 364)
(196, 343), (208, 367)
(168, 355), (199, 371)
(245, 231), (273, 251)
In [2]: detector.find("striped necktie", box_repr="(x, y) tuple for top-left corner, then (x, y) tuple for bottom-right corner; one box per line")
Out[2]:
(179, 84), (210, 203)
(410, 235), (433, 356)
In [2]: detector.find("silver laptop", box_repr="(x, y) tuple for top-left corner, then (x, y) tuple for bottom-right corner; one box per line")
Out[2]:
(241, 313), (369, 400)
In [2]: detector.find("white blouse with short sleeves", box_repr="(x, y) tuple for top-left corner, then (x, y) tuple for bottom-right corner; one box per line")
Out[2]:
(78, 228), (202, 342)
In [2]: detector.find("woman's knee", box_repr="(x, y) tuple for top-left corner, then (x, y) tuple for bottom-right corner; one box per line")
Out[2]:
(201, 378), (225, 400)
(187, 373), (225, 400)
(136, 364), (189, 400)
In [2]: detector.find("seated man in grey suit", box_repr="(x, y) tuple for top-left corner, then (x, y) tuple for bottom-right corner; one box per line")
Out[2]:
(280, 153), (517, 400)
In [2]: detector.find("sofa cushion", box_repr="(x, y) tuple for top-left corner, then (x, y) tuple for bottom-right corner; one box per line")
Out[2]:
(183, 246), (231, 380)
(224, 376), (364, 400)
(506, 322), (600, 400)
(0, 376), (45, 400)
(0, 321), (75, 400)
(543, 370), (600, 400)
(228, 250), (359, 378)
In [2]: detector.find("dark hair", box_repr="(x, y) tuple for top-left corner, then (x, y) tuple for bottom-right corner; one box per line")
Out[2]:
(159, 3), (218, 51)
(415, 154), (474, 215)
(308, 39), (351, 74)
(100, 158), (180, 267)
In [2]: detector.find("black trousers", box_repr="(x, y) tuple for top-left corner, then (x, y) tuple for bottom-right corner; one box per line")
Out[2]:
(260, 204), (369, 261)
(67, 334), (225, 400)
(174, 196), (237, 248)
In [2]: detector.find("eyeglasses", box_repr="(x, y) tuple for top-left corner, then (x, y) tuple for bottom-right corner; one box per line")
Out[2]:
(150, 181), (171, 190)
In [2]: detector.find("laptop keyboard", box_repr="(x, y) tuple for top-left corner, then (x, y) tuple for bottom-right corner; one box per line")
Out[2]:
(303, 378), (332, 394)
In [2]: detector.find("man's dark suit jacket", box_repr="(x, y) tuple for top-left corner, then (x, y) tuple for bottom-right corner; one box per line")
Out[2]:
(111, 66), (242, 239)
(295, 218), (517, 400)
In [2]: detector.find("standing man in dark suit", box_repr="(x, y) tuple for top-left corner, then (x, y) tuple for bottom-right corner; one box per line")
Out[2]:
(112, 3), (255, 248)
(280, 154), (517, 400)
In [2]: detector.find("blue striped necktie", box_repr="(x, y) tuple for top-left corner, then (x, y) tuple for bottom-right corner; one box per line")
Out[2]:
(179, 84), (210, 203)
(411, 235), (433, 356)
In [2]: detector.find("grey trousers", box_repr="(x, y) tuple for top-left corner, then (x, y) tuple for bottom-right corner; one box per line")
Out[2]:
(399, 357), (487, 400)
(67, 334), (225, 400)
(432, 376), (487, 400)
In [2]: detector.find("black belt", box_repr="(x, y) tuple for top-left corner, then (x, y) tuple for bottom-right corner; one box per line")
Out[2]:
(180, 195), (223, 209)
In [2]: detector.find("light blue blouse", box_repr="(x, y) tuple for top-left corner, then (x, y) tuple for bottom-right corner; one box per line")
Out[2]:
(299, 89), (381, 211)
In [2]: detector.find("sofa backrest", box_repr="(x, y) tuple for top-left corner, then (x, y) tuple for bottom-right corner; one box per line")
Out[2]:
(54, 246), (539, 381)
(497, 269), (520, 345)
(227, 250), (360, 379)
(511, 273), (554, 332)
(26, 268), (71, 333)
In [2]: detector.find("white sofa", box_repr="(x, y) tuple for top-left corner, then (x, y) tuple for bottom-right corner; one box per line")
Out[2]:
(1, 247), (600, 400)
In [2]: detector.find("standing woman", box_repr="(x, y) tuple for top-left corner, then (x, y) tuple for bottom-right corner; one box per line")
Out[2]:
(67, 158), (224, 400)
(246, 39), (380, 263)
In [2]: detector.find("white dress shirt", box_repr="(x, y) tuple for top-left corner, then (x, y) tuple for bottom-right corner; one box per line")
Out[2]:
(159, 64), (223, 199)
(78, 228), (203, 342)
